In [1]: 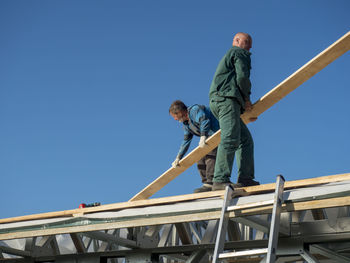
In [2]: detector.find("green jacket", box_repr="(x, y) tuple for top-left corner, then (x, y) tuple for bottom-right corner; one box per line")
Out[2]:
(209, 46), (252, 110)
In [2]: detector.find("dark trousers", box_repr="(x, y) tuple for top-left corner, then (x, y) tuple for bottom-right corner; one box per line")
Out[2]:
(197, 148), (217, 184)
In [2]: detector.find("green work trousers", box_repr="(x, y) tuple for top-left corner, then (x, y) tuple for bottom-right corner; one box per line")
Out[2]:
(209, 97), (254, 183)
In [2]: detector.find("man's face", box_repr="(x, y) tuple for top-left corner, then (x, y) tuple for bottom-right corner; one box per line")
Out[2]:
(233, 34), (252, 51)
(170, 111), (188, 122)
(240, 36), (252, 51)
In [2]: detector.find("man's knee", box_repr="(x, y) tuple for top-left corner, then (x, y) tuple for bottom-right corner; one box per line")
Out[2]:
(220, 138), (239, 150)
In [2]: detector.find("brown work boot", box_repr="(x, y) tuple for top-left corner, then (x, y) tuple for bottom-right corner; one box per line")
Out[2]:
(193, 183), (213, 193)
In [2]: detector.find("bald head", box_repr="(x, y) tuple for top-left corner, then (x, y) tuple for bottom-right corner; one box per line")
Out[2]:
(232, 32), (252, 51)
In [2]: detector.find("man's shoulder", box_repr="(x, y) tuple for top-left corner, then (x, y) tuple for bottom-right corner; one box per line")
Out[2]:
(188, 105), (208, 120)
(221, 46), (250, 63)
(188, 104), (202, 111)
(232, 46), (251, 57)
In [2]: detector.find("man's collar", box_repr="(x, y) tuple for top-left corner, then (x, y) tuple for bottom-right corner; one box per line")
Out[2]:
(232, 45), (251, 55)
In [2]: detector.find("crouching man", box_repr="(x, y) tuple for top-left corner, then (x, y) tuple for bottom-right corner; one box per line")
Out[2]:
(169, 100), (219, 193)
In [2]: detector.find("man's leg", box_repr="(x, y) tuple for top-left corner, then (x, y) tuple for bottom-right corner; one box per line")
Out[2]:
(205, 148), (217, 184)
(194, 155), (213, 193)
(210, 98), (241, 184)
(236, 120), (259, 186)
(197, 157), (207, 184)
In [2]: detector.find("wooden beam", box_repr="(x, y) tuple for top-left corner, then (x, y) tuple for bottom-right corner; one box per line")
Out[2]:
(1, 195), (350, 241)
(130, 31), (350, 201)
(242, 172), (350, 194)
(129, 131), (221, 201)
(0, 191), (225, 224)
(1, 172), (350, 224)
(229, 196), (350, 218)
(241, 31), (350, 123)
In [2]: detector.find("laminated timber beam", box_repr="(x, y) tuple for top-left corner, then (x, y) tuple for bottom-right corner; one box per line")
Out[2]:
(130, 31), (350, 201)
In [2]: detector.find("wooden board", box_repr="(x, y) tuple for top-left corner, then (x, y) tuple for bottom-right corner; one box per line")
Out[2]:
(241, 31), (350, 123)
(1, 172), (349, 224)
(130, 31), (350, 201)
(2, 195), (350, 241)
(0, 191), (224, 224)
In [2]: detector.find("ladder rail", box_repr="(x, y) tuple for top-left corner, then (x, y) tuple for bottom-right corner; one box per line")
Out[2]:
(212, 185), (234, 262)
(212, 175), (285, 263)
(266, 175), (285, 263)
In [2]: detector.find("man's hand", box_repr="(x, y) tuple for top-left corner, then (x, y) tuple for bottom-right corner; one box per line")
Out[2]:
(249, 117), (258, 122)
(172, 156), (181, 168)
(244, 100), (258, 123)
(245, 100), (253, 111)
(199, 136), (207, 148)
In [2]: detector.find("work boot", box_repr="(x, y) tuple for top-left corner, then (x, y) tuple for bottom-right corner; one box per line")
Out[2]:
(212, 182), (235, 191)
(193, 183), (212, 193)
(238, 178), (260, 187)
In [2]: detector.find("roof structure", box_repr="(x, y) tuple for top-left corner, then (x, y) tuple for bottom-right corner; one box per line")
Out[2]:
(0, 32), (349, 263)
(1, 173), (350, 262)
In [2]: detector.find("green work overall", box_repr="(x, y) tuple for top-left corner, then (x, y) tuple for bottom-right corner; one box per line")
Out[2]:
(209, 45), (255, 183)
(209, 97), (254, 183)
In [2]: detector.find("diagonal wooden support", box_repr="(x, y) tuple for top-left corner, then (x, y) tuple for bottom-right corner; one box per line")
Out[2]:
(130, 31), (350, 201)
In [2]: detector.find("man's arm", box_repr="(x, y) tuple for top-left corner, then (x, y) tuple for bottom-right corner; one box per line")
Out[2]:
(177, 131), (193, 159)
(194, 106), (211, 148)
(234, 52), (252, 102)
(194, 106), (210, 136)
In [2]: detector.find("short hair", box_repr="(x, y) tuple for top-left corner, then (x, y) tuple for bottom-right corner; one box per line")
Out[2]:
(169, 100), (187, 114)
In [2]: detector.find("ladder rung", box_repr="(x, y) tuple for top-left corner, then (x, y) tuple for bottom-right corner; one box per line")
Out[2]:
(227, 199), (274, 211)
(219, 248), (268, 258)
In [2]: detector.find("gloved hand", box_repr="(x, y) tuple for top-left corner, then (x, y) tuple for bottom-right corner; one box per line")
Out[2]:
(199, 136), (207, 148)
(172, 156), (181, 168)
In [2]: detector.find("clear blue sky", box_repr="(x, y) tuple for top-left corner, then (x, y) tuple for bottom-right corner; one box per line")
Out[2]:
(1, 0), (349, 219)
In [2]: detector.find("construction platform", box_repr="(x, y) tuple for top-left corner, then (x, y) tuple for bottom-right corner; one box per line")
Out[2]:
(1, 173), (350, 262)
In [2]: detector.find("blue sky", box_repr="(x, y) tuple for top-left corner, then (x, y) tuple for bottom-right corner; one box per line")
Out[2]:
(1, 0), (349, 219)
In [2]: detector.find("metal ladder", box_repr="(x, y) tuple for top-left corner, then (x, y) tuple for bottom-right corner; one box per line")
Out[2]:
(212, 175), (285, 263)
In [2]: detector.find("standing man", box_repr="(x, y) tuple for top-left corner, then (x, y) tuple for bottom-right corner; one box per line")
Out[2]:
(169, 100), (219, 193)
(209, 32), (259, 190)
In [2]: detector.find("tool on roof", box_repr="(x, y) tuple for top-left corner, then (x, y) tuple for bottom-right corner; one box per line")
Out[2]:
(78, 202), (101, 208)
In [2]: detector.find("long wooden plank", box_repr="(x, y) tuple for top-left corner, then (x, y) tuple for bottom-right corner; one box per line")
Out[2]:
(0, 191), (224, 224)
(229, 195), (350, 218)
(130, 31), (350, 201)
(129, 131), (221, 201)
(1, 173), (350, 224)
(241, 31), (350, 123)
(2, 195), (350, 241)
